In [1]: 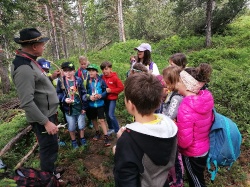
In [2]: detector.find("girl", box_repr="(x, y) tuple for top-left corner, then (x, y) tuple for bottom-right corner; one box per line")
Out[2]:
(134, 43), (160, 75)
(162, 66), (184, 187)
(176, 63), (214, 187)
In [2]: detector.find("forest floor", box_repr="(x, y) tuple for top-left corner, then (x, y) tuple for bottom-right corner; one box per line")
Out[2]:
(1, 97), (250, 187)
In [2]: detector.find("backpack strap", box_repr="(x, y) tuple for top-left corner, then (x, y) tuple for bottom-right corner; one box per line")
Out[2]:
(207, 158), (218, 181)
(149, 62), (154, 70)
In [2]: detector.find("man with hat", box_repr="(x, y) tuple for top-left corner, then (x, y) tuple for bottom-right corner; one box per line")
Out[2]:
(11, 28), (59, 174)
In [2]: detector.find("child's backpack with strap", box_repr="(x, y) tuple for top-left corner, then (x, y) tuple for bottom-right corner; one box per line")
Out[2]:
(207, 109), (242, 181)
(13, 167), (59, 187)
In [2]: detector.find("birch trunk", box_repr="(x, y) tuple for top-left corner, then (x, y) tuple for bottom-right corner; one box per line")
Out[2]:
(117, 0), (126, 42)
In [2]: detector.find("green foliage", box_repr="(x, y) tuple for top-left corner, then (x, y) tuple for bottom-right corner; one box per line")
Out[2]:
(0, 115), (27, 149)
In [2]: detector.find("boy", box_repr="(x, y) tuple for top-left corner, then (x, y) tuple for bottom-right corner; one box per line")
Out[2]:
(113, 73), (178, 186)
(86, 64), (111, 147)
(57, 62), (88, 149)
(75, 56), (89, 87)
(37, 58), (60, 87)
(100, 61), (124, 135)
(75, 56), (93, 129)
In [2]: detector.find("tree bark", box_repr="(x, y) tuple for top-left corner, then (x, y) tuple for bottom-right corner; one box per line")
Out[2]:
(47, 0), (60, 60)
(117, 0), (126, 42)
(0, 47), (10, 94)
(78, 0), (88, 52)
(205, 0), (214, 47)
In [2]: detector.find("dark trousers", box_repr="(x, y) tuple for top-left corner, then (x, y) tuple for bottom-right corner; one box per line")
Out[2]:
(31, 115), (58, 173)
(182, 154), (208, 187)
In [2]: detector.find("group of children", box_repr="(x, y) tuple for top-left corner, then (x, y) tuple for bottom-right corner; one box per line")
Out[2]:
(39, 42), (214, 186)
(113, 44), (214, 187)
(37, 55), (124, 148)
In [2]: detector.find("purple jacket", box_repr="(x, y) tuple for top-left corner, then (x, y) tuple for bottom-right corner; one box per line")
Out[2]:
(177, 90), (214, 157)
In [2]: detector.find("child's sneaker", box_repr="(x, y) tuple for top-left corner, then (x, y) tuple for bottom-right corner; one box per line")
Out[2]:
(104, 135), (111, 147)
(93, 131), (101, 141)
(71, 140), (79, 149)
(107, 129), (115, 136)
(80, 138), (87, 146)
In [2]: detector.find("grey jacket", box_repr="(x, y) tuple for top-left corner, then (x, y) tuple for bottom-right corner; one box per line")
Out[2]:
(11, 52), (59, 125)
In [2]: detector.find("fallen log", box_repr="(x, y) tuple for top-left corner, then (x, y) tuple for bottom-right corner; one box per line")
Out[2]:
(0, 125), (32, 157)
(14, 141), (38, 170)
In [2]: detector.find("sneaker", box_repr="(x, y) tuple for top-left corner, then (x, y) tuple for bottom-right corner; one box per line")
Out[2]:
(71, 141), (79, 149)
(80, 138), (87, 146)
(104, 136), (111, 147)
(107, 129), (115, 136)
(93, 133), (101, 141)
(58, 141), (66, 147)
(54, 168), (65, 180)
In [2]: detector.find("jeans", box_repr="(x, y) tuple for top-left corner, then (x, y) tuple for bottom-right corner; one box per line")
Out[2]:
(105, 100), (119, 133)
(65, 113), (86, 132)
(31, 114), (58, 173)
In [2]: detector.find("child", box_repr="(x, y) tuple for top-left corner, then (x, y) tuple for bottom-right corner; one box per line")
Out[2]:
(100, 61), (124, 135)
(75, 56), (93, 129)
(57, 62), (88, 149)
(162, 66), (184, 187)
(37, 58), (60, 87)
(75, 56), (89, 87)
(85, 64), (111, 147)
(126, 55), (137, 77)
(169, 53), (188, 69)
(113, 73), (178, 186)
(129, 62), (148, 75)
(176, 63), (214, 187)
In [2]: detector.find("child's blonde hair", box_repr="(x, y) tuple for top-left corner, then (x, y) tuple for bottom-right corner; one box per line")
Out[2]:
(79, 56), (88, 63)
(162, 66), (182, 91)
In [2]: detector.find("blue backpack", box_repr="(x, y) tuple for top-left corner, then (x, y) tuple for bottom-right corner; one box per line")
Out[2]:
(207, 109), (242, 181)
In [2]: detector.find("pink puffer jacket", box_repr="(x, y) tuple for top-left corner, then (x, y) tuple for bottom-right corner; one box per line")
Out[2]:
(177, 90), (214, 157)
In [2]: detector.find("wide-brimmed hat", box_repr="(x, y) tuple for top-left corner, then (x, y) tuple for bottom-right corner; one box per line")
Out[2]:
(61, 62), (75, 70)
(134, 43), (152, 52)
(86, 64), (99, 72)
(14, 28), (49, 44)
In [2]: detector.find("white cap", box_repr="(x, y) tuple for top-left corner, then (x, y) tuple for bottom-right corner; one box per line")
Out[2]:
(134, 43), (152, 52)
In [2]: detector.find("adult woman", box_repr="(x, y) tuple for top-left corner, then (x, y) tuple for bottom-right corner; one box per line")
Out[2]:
(134, 43), (160, 75)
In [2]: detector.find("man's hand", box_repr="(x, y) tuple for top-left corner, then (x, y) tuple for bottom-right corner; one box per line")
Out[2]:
(44, 121), (59, 135)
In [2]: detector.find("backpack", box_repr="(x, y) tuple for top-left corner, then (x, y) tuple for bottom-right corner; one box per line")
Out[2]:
(13, 167), (59, 187)
(206, 109), (242, 181)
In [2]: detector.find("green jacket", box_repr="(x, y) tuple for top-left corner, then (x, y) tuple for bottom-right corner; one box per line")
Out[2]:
(11, 52), (59, 125)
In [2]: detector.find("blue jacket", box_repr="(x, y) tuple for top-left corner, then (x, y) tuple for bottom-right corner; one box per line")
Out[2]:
(57, 76), (88, 115)
(86, 75), (107, 108)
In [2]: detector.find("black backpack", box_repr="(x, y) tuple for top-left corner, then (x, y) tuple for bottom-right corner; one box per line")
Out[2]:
(13, 167), (59, 187)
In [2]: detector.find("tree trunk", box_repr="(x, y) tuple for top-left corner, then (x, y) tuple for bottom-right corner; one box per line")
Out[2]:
(0, 47), (10, 94)
(47, 0), (60, 60)
(78, 0), (88, 53)
(117, 0), (126, 42)
(205, 0), (214, 47)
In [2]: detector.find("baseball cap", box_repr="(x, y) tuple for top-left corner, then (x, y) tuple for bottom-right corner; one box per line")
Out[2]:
(61, 62), (75, 70)
(86, 64), (99, 72)
(134, 43), (152, 52)
(37, 58), (51, 69)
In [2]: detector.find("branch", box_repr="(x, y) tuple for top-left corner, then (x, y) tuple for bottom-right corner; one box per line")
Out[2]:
(14, 142), (38, 170)
(0, 125), (32, 157)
